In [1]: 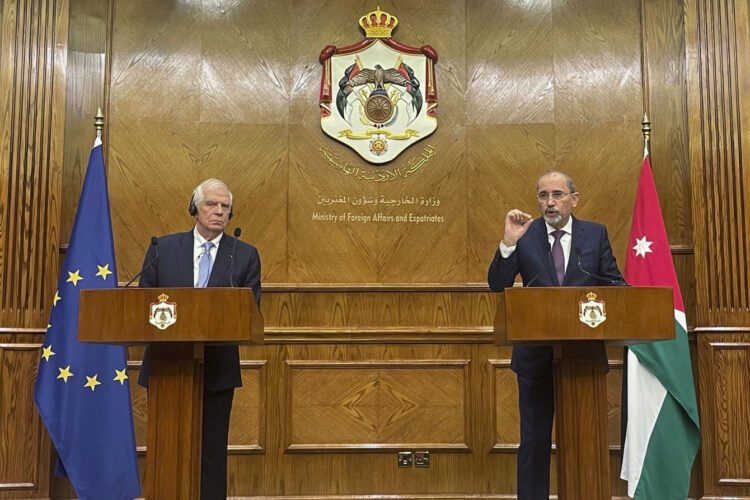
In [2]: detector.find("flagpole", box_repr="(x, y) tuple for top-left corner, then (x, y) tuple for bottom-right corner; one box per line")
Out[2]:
(95, 107), (104, 139)
(641, 113), (651, 158)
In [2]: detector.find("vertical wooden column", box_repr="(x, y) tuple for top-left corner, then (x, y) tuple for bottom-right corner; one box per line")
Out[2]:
(0, 1), (68, 499)
(0, 0), (69, 328)
(146, 343), (204, 500)
(553, 341), (610, 500)
(686, 0), (750, 497)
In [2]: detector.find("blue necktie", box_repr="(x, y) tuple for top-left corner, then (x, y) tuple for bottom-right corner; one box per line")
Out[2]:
(551, 230), (565, 286)
(197, 241), (214, 288)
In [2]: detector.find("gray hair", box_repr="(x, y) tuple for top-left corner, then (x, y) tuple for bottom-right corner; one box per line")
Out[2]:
(193, 178), (233, 207)
(537, 171), (576, 193)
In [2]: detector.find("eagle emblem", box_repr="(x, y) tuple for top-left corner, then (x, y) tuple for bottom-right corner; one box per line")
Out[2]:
(149, 293), (177, 330)
(578, 292), (607, 328)
(320, 7), (438, 164)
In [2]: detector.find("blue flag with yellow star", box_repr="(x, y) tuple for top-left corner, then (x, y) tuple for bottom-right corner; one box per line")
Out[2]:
(33, 137), (141, 500)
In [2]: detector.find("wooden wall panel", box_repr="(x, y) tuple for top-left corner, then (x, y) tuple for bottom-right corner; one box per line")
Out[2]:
(642, 0), (692, 247)
(287, 0), (468, 284)
(0, 0), (68, 328)
(0, 332), (49, 499)
(286, 360), (469, 451)
(697, 332), (750, 496)
(686, 0), (750, 490)
(553, 0), (642, 124)
(687, 0), (750, 327)
(490, 357), (625, 450)
(261, 287), (495, 342)
(107, 0), (290, 282)
(236, 344), (502, 497)
(228, 361), (266, 453)
(128, 363), (147, 450)
(489, 358), (519, 451)
(60, 0), (108, 242)
(466, 0), (643, 282)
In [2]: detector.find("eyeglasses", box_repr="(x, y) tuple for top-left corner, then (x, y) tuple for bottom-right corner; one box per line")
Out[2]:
(537, 191), (571, 202)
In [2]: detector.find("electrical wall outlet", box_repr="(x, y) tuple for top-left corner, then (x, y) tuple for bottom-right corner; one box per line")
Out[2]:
(397, 451), (413, 467)
(414, 450), (430, 467)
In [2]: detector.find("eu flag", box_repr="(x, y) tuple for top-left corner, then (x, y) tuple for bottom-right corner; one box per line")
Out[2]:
(33, 137), (141, 500)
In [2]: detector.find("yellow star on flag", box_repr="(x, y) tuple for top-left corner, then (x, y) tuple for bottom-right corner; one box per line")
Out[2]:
(96, 264), (113, 280)
(41, 345), (55, 361)
(84, 374), (101, 391)
(67, 270), (84, 286)
(53, 290), (61, 306)
(113, 369), (129, 385)
(47, 323), (51, 329)
(57, 365), (73, 382)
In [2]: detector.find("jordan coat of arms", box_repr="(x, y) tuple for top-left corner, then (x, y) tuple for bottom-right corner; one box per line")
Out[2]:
(319, 7), (438, 164)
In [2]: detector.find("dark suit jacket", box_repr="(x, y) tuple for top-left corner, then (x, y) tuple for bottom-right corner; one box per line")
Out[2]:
(487, 216), (625, 377)
(137, 230), (261, 391)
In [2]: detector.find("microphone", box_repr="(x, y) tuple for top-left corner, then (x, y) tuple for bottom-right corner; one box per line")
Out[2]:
(228, 227), (241, 287)
(525, 250), (552, 287)
(575, 247), (626, 286)
(122, 237), (159, 287)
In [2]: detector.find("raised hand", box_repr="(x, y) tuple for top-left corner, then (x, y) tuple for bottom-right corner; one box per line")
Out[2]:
(502, 209), (533, 247)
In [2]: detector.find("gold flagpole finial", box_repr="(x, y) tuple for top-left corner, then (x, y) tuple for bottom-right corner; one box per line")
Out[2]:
(95, 107), (104, 138)
(641, 113), (651, 156)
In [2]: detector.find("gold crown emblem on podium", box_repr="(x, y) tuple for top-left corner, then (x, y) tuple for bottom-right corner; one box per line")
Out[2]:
(158, 293), (170, 302)
(359, 6), (398, 38)
(586, 292), (598, 301)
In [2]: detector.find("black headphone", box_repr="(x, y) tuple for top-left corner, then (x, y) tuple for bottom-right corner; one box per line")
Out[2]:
(188, 189), (233, 219)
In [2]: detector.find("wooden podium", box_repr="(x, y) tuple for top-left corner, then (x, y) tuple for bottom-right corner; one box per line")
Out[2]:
(78, 287), (263, 500)
(494, 286), (674, 500)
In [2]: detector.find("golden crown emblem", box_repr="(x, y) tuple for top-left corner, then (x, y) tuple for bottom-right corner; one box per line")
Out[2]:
(586, 292), (598, 301)
(359, 7), (398, 38)
(158, 293), (170, 302)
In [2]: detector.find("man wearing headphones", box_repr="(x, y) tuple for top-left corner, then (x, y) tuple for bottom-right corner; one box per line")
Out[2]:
(137, 178), (261, 500)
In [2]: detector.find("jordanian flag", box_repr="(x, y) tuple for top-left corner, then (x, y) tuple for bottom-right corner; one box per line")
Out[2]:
(620, 155), (701, 499)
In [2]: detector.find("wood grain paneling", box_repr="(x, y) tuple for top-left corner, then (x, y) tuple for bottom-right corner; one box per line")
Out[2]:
(0, 333), (49, 498)
(229, 361), (266, 453)
(286, 360), (469, 451)
(488, 358), (519, 451)
(262, 287), (495, 343)
(61, 0), (108, 242)
(642, 0), (693, 247)
(287, 0), (467, 284)
(553, 0), (642, 124)
(107, 0), (290, 282)
(687, 0), (750, 326)
(0, 0), (68, 328)
(466, 0), (643, 281)
(698, 332), (750, 496)
(490, 355), (624, 451)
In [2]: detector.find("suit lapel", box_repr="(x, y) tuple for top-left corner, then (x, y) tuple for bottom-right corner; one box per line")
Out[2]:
(530, 219), (557, 284)
(178, 231), (194, 287)
(563, 216), (584, 285)
(208, 233), (231, 287)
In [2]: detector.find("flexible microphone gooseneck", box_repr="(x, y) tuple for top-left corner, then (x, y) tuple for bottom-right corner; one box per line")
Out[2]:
(574, 247), (626, 286)
(123, 236), (159, 287)
(228, 227), (241, 287)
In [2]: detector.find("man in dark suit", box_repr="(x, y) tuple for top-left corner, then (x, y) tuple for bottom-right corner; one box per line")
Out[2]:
(487, 171), (624, 500)
(137, 178), (261, 500)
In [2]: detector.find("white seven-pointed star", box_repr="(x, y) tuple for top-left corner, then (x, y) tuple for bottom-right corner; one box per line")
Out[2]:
(633, 236), (654, 258)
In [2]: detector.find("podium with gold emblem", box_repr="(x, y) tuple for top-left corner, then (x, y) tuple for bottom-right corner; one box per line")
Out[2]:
(494, 286), (674, 500)
(78, 287), (263, 500)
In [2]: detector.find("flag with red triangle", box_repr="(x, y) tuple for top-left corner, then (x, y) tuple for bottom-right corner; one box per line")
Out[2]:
(620, 155), (701, 499)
